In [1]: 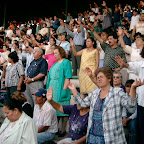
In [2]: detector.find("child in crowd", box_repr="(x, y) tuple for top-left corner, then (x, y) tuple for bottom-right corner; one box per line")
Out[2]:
(122, 79), (137, 144)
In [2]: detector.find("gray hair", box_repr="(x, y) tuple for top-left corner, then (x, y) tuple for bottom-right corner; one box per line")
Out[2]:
(34, 47), (43, 55)
(113, 71), (122, 79)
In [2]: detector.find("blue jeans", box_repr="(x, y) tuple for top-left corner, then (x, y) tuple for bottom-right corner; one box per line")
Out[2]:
(128, 118), (136, 144)
(37, 132), (56, 144)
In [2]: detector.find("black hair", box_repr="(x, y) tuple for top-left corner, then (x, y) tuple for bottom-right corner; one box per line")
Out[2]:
(4, 98), (23, 112)
(87, 37), (97, 48)
(8, 51), (19, 63)
(108, 32), (118, 40)
(125, 79), (135, 87)
(140, 47), (144, 58)
(134, 32), (143, 40)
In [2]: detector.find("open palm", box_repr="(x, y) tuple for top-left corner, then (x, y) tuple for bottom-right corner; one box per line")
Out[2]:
(46, 87), (53, 101)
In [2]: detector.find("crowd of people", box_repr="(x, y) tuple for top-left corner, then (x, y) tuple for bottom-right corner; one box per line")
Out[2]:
(0, 0), (144, 144)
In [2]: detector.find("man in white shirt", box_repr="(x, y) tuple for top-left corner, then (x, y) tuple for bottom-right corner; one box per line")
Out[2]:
(39, 23), (48, 38)
(129, 9), (140, 31)
(33, 88), (58, 144)
(6, 27), (13, 38)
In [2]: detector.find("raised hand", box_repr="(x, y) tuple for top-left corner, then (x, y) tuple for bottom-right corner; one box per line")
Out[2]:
(117, 27), (123, 36)
(88, 24), (94, 32)
(132, 79), (144, 88)
(115, 56), (125, 69)
(77, 18), (81, 25)
(85, 67), (92, 77)
(68, 81), (78, 96)
(70, 38), (75, 47)
(46, 87), (53, 101)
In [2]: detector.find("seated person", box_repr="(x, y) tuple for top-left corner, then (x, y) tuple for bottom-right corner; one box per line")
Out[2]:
(47, 87), (89, 144)
(0, 98), (37, 144)
(33, 88), (58, 144)
(0, 80), (7, 103)
(11, 91), (33, 118)
(122, 79), (137, 144)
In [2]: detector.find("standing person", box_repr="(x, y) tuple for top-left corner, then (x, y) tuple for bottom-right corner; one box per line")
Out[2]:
(115, 54), (144, 144)
(43, 45), (57, 72)
(2, 52), (24, 98)
(97, 31), (108, 68)
(61, 19), (85, 76)
(56, 33), (70, 58)
(33, 88), (58, 144)
(0, 45), (10, 66)
(101, 1), (112, 32)
(46, 46), (72, 137)
(24, 47), (48, 108)
(70, 37), (99, 93)
(132, 13), (144, 39)
(129, 9), (140, 32)
(68, 67), (142, 144)
(89, 25), (127, 70)
(0, 98), (37, 144)
(53, 16), (60, 31)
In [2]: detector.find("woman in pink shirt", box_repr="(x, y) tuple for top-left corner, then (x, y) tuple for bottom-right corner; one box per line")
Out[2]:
(43, 45), (57, 72)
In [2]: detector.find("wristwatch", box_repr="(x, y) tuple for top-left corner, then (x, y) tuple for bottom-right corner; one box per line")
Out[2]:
(32, 78), (34, 82)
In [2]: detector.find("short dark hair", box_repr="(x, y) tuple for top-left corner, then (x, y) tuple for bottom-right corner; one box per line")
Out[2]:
(125, 79), (135, 87)
(108, 32), (118, 40)
(8, 51), (19, 63)
(54, 46), (66, 58)
(4, 98), (23, 112)
(87, 37), (97, 48)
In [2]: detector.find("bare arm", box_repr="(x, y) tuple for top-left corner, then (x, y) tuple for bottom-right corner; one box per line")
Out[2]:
(46, 87), (64, 113)
(94, 49), (99, 72)
(38, 126), (49, 133)
(85, 67), (97, 85)
(130, 79), (144, 98)
(71, 135), (86, 144)
(70, 38), (83, 56)
(63, 78), (70, 90)
(132, 25), (136, 40)
(89, 25), (103, 45)
(17, 75), (24, 91)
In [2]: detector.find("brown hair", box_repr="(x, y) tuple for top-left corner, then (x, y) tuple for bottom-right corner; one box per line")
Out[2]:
(95, 67), (113, 85)
(54, 46), (66, 58)
(11, 91), (27, 102)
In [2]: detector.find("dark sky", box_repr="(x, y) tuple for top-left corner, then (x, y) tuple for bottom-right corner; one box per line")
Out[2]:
(0, 0), (138, 25)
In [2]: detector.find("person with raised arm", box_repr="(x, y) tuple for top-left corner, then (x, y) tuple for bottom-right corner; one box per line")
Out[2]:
(68, 67), (143, 144)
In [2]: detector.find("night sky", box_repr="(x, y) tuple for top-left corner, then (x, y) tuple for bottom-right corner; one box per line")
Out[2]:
(0, 0), (138, 25)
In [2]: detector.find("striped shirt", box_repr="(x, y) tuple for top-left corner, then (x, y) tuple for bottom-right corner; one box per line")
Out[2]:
(33, 101), (58, 133)
(5, 62), (24, 87)
(101, 42), (127, 69)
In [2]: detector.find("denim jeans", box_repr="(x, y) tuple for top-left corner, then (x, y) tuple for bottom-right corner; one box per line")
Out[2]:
(128, 118), (136, 144)
(37, 132), (56, 144)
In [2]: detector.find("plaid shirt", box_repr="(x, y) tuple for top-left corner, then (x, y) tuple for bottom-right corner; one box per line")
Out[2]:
(5, 62), (24, 87)
(75, 86), (137, 144)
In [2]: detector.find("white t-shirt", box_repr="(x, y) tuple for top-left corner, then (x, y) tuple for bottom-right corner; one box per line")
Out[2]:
(33, 101), (58, 133)
(91, 7), (99, 14)
(90, 15), (95, 22)
(129, 15), (140, 31)
(6, 30), (13, 38)
(26, 29), (32, 35)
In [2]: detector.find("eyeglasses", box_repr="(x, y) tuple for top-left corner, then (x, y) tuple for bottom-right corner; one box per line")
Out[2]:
(113, 76), (120, 79)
